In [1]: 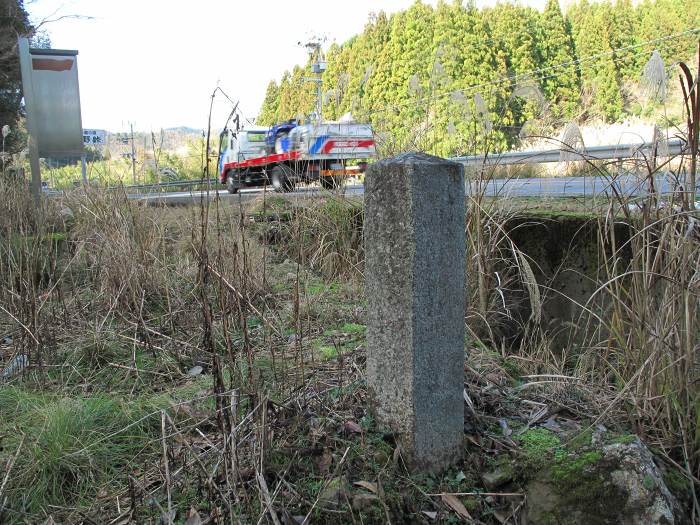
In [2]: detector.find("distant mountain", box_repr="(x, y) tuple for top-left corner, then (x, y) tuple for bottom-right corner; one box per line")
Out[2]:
(164, 126), (203, 135)
(103, 127), (204, 158)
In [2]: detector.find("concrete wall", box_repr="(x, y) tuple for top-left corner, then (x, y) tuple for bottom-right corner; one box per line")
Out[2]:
(499, 213), (631, 350)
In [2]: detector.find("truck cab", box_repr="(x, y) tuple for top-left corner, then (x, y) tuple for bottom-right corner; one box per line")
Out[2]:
(219, 126), (268, 171)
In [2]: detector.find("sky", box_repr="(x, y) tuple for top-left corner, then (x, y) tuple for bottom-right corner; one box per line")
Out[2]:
(26, 0), (547, 133)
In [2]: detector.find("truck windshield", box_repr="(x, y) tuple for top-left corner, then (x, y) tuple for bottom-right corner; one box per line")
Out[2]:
(246, 132), (266, 143)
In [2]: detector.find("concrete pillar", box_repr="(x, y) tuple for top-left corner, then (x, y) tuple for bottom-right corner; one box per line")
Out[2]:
(365, 152), (465, 473)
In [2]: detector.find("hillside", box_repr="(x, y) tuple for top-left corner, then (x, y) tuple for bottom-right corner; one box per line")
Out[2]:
(258, 0), (699, 156)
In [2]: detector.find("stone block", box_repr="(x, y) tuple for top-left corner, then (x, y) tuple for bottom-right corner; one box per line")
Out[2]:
(365, 151), (465, 473)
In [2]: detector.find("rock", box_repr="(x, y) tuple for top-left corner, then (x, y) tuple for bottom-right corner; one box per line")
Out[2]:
(1, 335), (12, 345)
(160, 509), (177, 524)
(352, 493), (378, 511)
(524, 436), (686, 524)
(186, 365), (203, 377)
(60, 206), (74, 221)
(318, 477), (349, 506)
(481, 465), (514, 490)
(1, 354), (28, 380)
(373, 449), (390, 466)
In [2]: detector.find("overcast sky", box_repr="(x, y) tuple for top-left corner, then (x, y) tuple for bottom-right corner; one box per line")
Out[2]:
(26, 0), (547, 133)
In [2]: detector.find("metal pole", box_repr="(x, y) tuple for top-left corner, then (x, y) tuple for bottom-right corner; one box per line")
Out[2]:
(17, 37), (42, 206)
(316, 43), (323, 121)
(130, 122), (136, 184)
(81, 154), (87, 185)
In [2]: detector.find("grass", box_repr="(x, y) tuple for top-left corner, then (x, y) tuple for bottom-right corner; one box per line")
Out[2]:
(1, 134), (699, 522)
(0, 386), (165, 515)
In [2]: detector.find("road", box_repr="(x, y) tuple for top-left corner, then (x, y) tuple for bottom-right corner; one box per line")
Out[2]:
(130, 173), (690, 204)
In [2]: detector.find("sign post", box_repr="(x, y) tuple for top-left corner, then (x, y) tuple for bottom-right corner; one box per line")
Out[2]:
(17, 38), (41, 205)
(18, 38), (84, 200)
(81, 129), (106, 186)
(82, 129), (106, 146)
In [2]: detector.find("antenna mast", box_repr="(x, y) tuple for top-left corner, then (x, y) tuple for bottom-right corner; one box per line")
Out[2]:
(301, 36), (327, 122)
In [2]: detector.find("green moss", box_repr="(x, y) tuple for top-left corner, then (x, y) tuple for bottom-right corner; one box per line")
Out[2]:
(609, 433), (637, 445)
(317, 344), (338, 359)
(519, 428), (561, 451)
(306, 283), (326, 295)
(545, 448), (628, 521)
(551, 450), (603, 483)
(643, 474), (655, 491)
(567, 429), (593, 450)
(663, 468), (691, 499)
(518, 428), (561, 471)
(339, 322), (366, 334)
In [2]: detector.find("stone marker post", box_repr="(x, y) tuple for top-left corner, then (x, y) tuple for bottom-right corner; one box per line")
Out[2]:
(365, 152), (465, 473)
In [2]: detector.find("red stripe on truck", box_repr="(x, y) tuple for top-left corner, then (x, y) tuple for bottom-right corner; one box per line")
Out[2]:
(321, 139), (375, 153)
(223, 151), (300, 174)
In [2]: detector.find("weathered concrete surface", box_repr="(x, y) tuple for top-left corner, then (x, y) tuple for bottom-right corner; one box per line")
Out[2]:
(365, 152), (465, 473)
(525, 437), (686, 524)
(497, 214), (632, 349)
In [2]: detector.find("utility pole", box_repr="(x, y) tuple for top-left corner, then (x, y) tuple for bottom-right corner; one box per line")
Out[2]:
(130, 122), (136, 184)
(301, 37), (326, 122)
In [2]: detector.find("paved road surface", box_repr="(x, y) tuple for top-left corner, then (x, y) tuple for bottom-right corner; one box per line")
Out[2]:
(130, 174), (690, 204)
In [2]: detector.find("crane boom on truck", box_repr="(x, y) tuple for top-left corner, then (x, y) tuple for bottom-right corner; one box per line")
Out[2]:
(218, 119), (376, 193)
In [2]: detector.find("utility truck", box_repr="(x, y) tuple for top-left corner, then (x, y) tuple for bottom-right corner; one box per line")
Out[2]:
(218, 119), (376, 193)
(218, 37), (376, 193)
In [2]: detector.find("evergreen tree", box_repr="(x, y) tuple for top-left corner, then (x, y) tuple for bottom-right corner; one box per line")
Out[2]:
(320, 43), (344, 121)
(275, 72), (293, 121)
(0, 0), (32, 158)
(638, 0), (697, 64)
(372, 2), (436, 149)
(257, 0), (698, 151)
(484, 3), (543, 138)
(610, 0), (640, 79)
(257, 80), (280, 126)
(538, 0), (580, 120)
(344, 11), (391, 122)
(570, 1), (624, 121)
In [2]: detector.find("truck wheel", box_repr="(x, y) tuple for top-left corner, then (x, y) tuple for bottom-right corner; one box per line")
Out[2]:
(271, 166), (296, 193)
(226, 173), (242, 194)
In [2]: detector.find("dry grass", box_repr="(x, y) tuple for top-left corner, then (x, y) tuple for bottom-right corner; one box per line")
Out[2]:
(1, 132), (698, 522)
(3, 45), (700, 521)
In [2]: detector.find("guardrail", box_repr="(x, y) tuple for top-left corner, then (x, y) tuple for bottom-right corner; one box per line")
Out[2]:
(115, 139), (691, 195)
(451, 139), (687, 167)
(110, 178), (220, 192)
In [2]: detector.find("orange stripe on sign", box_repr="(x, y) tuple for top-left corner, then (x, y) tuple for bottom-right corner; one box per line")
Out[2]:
(32, 58), (74, 71)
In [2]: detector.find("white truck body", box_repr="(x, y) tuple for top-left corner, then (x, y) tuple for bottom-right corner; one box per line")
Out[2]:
(288, 122), (376, 160)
